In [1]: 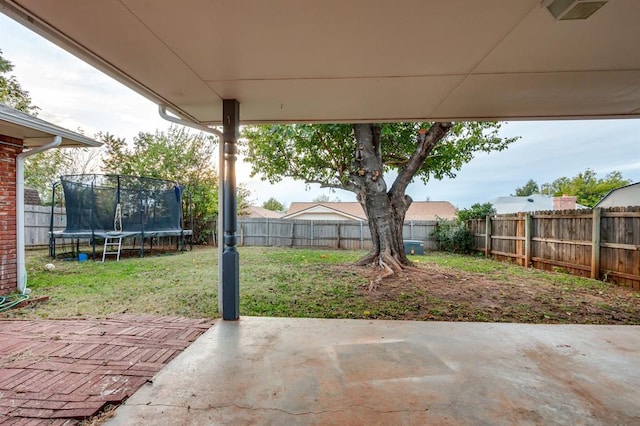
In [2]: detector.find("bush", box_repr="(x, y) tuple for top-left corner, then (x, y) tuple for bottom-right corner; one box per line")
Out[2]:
(457, 202), (496, 222)
(433, 220), (475, 254)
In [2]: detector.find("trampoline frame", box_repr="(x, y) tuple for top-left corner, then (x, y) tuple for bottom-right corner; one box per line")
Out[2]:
(48, 174), (194, 260)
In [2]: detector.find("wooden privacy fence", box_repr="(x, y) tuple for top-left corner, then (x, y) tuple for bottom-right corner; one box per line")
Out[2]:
(238, 218), (439, 250)
(25, 205), (65, 247)
(28, 211), (438, 250)
(468, 206), (640, 289)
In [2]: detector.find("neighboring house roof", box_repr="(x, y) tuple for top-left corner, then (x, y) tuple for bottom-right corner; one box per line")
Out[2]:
(595, 182), (640, 208)
(24, 187), (41, 205)
(245, 206), (285, 219)
(283, 201), (457, 221)
(490, 195), (554, 214)
(405, 201), (457, 221)
(284, 203), (366, 221)
(0, 104), (101, 148)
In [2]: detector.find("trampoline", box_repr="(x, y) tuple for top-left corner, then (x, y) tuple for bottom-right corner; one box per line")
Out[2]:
(49, 174), (192, 259)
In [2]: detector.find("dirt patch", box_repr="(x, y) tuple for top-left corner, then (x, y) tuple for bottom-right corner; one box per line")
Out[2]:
(348, 262), (640, 324)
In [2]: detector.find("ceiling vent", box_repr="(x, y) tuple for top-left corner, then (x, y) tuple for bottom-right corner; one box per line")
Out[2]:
(544, 0), (608, 20)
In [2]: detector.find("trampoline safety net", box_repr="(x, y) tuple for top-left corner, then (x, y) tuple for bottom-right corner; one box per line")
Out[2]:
(60, 174), (184, 234)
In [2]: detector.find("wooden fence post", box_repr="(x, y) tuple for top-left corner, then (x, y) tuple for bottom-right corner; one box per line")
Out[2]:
(290, 222), (295, 247)
(484, 215), (492, 258)
(516, 212), (524, 266)
(266, 217), (270, 246)
(336, 223), (341, 249)
(524, 213), (531, 267)
(591, 207), (601, 280)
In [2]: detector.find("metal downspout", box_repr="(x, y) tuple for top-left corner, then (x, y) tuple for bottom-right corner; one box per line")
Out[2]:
(16, 136), (62, 294)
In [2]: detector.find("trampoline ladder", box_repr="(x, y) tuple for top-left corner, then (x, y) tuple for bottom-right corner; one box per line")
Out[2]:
(102, 237), (123, 262)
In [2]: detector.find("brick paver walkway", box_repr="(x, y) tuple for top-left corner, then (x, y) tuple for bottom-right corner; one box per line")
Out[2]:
(0, 315), (214, 424)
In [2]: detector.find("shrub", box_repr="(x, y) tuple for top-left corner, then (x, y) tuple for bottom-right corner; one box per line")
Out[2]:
(433, 220), (475, 254)
(457, 202), (496, 222)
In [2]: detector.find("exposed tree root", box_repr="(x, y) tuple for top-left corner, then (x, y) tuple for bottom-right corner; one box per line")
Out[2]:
(368, 259), (395, 291)
(353, 252), (379, 267)
(381, 252), (404, 273)
(355, 252), (411, 291)
(400, 265), (423, 273)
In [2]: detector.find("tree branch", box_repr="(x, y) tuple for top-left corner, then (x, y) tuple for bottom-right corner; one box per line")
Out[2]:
(384, 160), (409, 167)
(383, 153), (410, 163)
(307, 179), (360, 194)
(389, 122), (452, 198)
(315, 130), (344, 174)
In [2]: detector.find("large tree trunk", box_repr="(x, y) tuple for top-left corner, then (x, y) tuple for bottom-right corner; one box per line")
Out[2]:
(352, 124), (406, 274)
(351, 122), (453, 283)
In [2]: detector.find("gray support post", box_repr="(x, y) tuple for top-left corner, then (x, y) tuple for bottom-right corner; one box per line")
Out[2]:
(221, 99), (240, 320)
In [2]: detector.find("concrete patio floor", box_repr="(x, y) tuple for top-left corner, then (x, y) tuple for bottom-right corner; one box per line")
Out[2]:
(108, 317), (640, 425)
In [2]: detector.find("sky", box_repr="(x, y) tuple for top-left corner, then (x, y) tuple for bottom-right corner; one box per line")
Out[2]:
(1, 14), (639, 210)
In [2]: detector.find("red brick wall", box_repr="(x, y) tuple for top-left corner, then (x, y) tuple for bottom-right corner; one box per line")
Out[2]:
(0, 135), (22, 294)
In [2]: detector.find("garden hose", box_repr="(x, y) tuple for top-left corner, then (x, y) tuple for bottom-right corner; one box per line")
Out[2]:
(0, 294), (30, 312)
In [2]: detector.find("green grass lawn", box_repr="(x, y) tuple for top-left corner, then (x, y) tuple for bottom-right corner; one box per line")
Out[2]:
(5, 246), (638, 324)
(15, 247), (369, 319)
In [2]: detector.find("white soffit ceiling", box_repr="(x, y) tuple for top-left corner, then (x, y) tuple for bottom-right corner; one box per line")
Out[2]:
(1, 0), (639, 124)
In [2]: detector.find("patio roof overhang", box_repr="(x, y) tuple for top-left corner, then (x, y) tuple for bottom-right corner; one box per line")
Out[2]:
(0, 104), (102, 148)
(0, 104), (101, 297)
(1, 0), (639, 125)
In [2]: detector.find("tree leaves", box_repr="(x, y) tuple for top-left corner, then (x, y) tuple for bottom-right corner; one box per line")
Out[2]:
(457, 203), (496, 222)
(262, 197), (286, 212)
(539, 169), (631, 207)
(514, 170), (631, 207)
(243, 121), (517, 193)
(0, 49), (39, 115)
(513, 179), (540, 196)
(24, 148), (101, 203)
(100, 126), (222, 243)
(243, 124), (355, 190)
